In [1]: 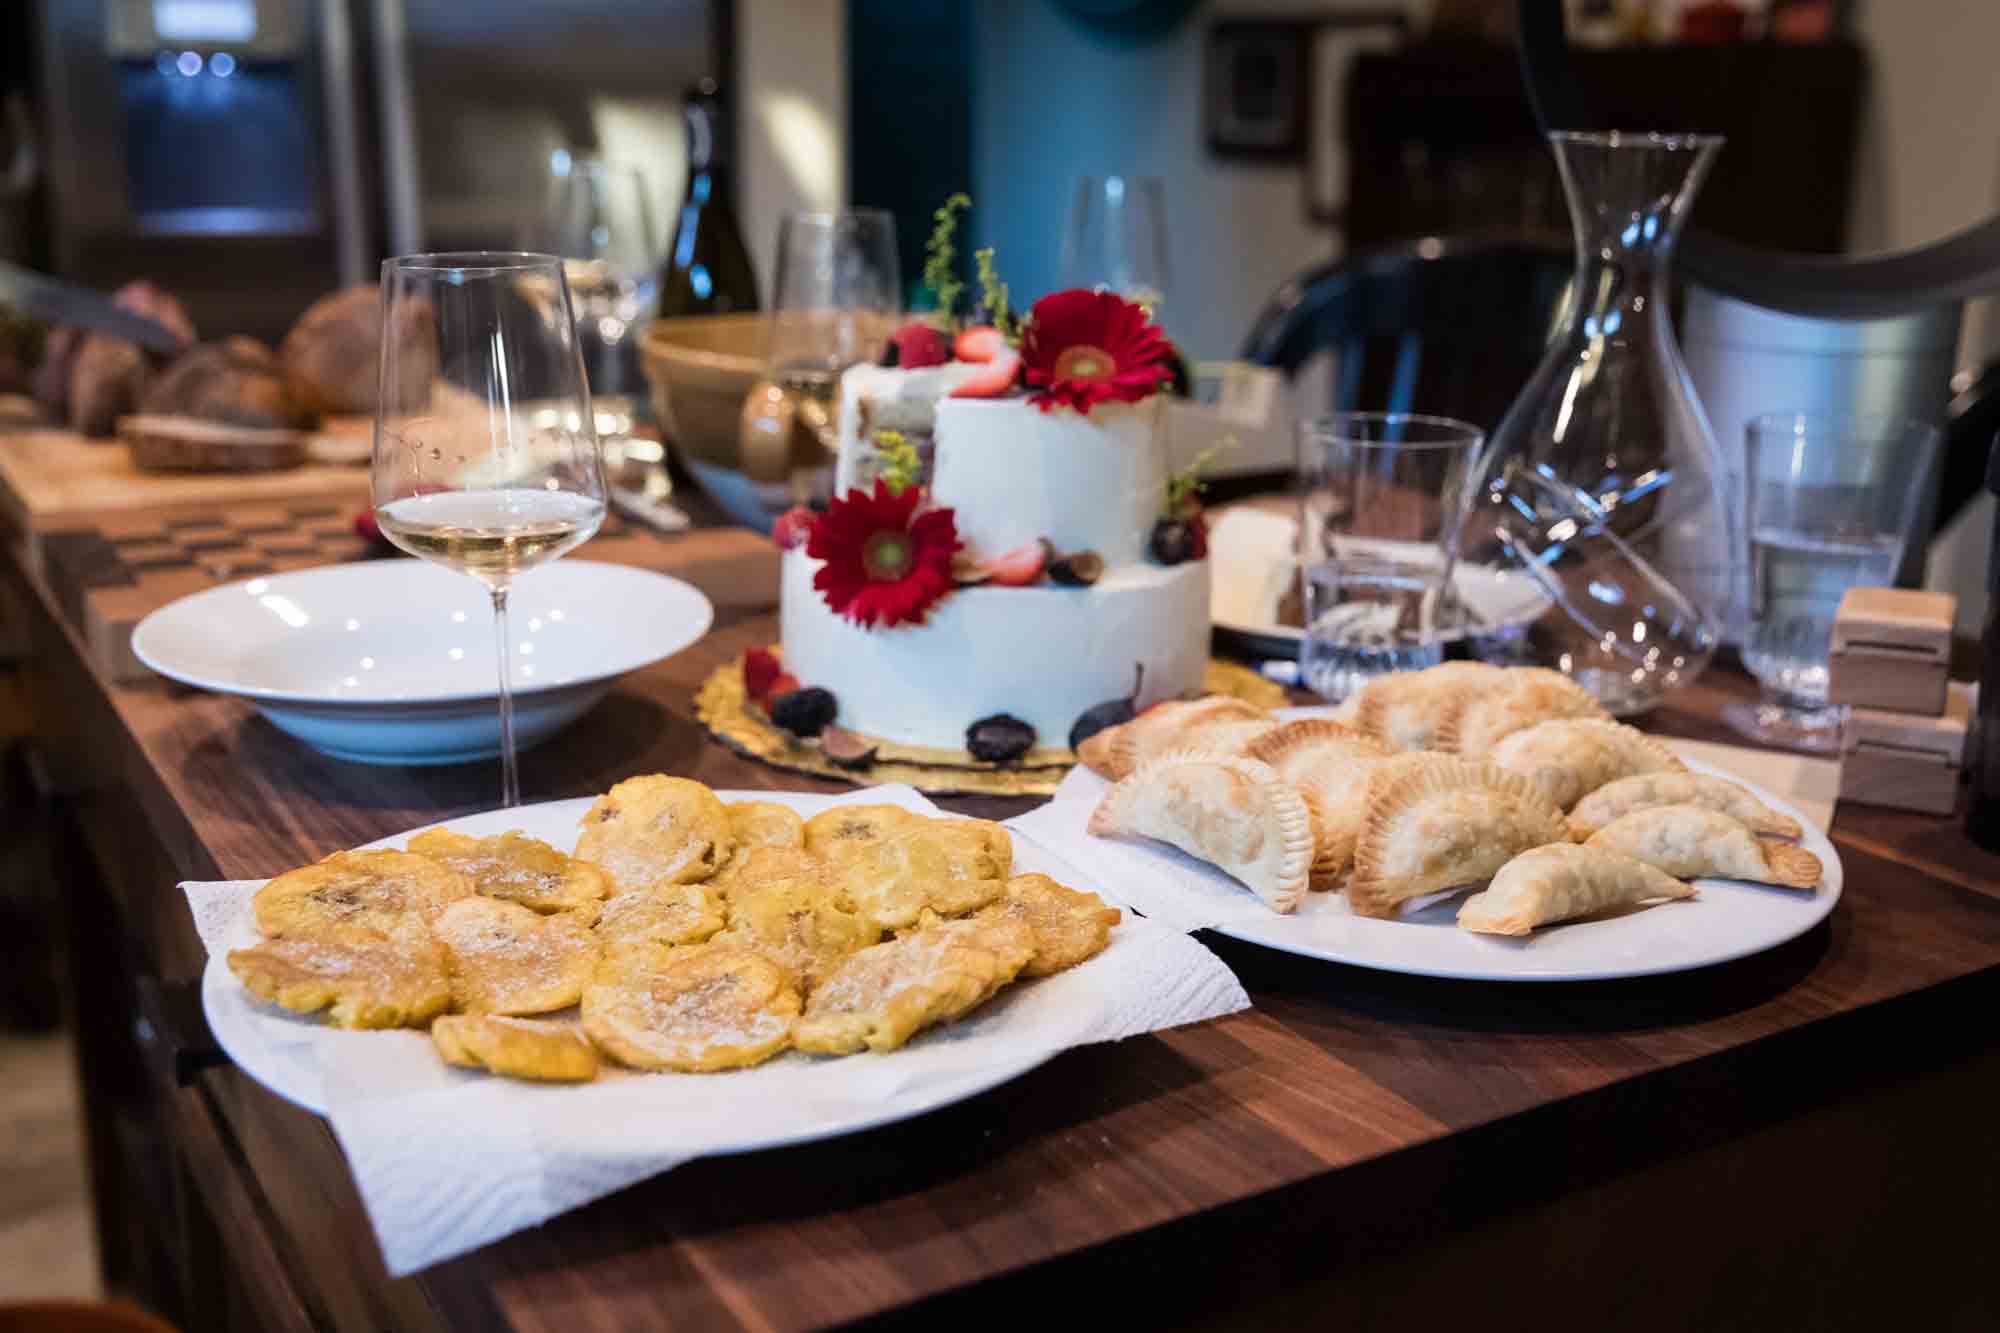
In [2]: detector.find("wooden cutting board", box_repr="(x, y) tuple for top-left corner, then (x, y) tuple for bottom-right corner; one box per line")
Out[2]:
(0, 427), (371, 577)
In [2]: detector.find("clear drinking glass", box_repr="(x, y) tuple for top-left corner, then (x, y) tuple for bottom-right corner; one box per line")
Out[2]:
(522, 153), (659, 417)
(1298, 412), (1484, 702)
(768, 209), (900, 499)
(1723, 413), (1943, 751)
(1059, 176), (1169, 313)
(372, 253), (607, 807)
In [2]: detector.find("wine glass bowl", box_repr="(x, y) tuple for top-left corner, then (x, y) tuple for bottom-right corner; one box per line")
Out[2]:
(372, 252), (606, 806)
(1059, 176), (1169, 311)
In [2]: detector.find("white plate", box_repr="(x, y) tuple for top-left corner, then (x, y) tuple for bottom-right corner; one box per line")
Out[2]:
(1221, 751), (1840, 981)
(132, 559), (713, 765)
(200, 789), (1058, 1120)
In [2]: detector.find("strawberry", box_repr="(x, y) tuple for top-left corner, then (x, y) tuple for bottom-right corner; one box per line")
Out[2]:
(953, 324), (1010, 363)
(771, 505), (817, 551)
(981, 537), (1051, 586)
(888, 322), (951, 369)
(948, 352), (1022, 399)
(353, 510), (385, 545)
(743, 648), (784, 703)
(766, 672), (802, 701)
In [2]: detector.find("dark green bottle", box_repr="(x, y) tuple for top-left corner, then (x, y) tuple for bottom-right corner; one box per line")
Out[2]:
(657, 79), (760, 318)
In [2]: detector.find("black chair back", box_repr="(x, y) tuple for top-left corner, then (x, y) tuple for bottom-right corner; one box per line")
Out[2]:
(1240, 234), (1571, 434)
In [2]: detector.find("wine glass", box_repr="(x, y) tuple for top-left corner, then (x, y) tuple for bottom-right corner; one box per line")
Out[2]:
(767, 209), (900, 500)
(372, 253), (607, 808)
(522, 152), (660, 403)
(1059, 176), (1169, 312)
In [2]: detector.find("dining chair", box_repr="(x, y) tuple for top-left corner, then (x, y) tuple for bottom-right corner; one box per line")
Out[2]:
(1240, 232), (1572, 433)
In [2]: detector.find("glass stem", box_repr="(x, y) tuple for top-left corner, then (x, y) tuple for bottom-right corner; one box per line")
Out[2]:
(491, 584), (520, 809)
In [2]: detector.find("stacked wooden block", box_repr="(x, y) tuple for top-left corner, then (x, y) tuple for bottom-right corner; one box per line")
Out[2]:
(1828, 588), (1969, 815)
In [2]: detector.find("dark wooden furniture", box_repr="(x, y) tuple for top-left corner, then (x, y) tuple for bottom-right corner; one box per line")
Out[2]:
(1342, 39), (1866, 254)
(6, 483), (2000, 1328)
(1240, 233), (1571, 432)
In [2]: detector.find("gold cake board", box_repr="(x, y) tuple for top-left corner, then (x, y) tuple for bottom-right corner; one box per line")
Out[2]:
(696, 652), (1287, 797)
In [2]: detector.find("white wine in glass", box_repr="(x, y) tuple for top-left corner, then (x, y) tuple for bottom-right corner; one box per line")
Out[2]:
(372, 252), (607, 807)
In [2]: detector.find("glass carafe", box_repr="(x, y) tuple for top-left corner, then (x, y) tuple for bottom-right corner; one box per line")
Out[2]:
(1452, 131), (1736, 714)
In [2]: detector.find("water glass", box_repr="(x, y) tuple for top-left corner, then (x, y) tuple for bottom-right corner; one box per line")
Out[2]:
(1724, 413), (1943, 752)
(1297, 413), (1483, 702)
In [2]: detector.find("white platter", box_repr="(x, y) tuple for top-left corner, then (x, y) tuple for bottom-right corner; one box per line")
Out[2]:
(1048, 742), (1841, 982)
(132, 559), (713, 765)
(203, 789), (1093, 1125)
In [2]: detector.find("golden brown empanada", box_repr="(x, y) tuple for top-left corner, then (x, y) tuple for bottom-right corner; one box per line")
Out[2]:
(1244, 719), (1392, 889)
(1092, 696), (1273, 779)
(1568, 772), (1804, 842)
(1437, 667), (1610, 758)
(1354, 661), (1506, 752)
(1348, 754), (1569, 919)
(1457, 843), (1696, 936)
(1087, 751), (1314, 913)
(1585, 803), (1821, 888)
(1487, 718), (1684, 812)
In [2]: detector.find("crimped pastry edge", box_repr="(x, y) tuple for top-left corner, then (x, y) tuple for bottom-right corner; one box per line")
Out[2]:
(1348, 753), (1568, 919)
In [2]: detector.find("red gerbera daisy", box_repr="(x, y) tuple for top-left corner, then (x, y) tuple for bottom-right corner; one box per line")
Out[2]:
(1020, 288), (1173, 414)
(806, 482), (962, 628)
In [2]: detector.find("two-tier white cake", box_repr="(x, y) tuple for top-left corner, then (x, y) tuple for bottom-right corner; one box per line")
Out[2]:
(777, 362), (1210, 758)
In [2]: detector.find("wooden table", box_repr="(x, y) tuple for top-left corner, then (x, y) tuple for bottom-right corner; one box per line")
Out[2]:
(6, 500), (2000, 1330)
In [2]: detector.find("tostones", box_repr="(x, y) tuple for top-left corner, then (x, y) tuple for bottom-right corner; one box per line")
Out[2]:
(407, 828), (610, 915)
(432, 896), (598, 1015)
(726, 801), (806, 851)
(432, 1014), (598, 1082)
(714, 874), (880, 992)
(793, 916), (1036, 1055)
(801, 803), (921, 863)
(710, 844), (825, 902)
(975, 873), (1121, 977)
(229, 916), (450, 1030)
(251, 849), (473, 941)
(575, 775), (734, 892)
(594, 883), (727, 954)
(832, 819), (1012, 932)
(581, 941), (801, 1072)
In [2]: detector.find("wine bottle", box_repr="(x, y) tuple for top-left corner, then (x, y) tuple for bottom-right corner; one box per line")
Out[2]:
(657, 79), (760, 318)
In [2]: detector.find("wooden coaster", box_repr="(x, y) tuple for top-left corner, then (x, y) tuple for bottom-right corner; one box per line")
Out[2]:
(695, 652), (1288, 796)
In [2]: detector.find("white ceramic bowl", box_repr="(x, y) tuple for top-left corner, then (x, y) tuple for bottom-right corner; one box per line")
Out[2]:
(131, 559), (714, 765)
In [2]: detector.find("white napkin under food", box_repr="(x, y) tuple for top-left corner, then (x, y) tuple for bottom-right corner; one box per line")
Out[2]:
(184, 785), (1249, 1277)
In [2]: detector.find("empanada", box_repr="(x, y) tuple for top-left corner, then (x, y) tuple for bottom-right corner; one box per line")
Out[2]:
(1487, 718), (1685, 812)
(1243, 719), (1392, 889)
(1348, 754), (1569, 918)
(1457, 843), (1696, 936)
(1567, 772), (1804, 842)
(1087, 752), (1314, 913)
(1095, 696), (1273, 779)
(1354, 661), (1506, 752)
(575, 775), (733, 891)
(1584, 804), (1822, 889)
(1437, 668), (1609, 758)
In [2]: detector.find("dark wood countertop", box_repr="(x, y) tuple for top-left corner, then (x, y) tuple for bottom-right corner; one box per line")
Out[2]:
(8, 513), (2000, 1331)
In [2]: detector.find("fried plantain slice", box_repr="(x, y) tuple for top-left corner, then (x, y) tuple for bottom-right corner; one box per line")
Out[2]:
(432, 1014), (599, 1082)
(575, 775), (734, 892)
(715, 874), (880, 993)
(726, 801), (807, 851)
(229, 916), (450, 1030)
(581, 941), (800, 1072)
(408, 828), (610, 915)
(801, 803), (922, 863)
(252, 849), (473, 941)
(595, 883), (728, 954)
(832, 820), (1012, 932)
(794, 916), (1035, 1055)
(433, 896), (598, 1015)
(974, 873), (1121, 977)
